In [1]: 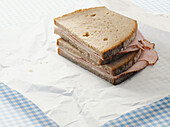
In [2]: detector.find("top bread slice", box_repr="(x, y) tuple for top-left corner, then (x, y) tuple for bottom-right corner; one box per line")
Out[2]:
(54, 6), (137, 59)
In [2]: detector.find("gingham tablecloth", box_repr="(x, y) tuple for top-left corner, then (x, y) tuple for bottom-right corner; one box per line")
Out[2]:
(0, 82), (59, 127)
(102, 96), (170, 127)
(0, 0), (169, 127)
(0, 81), (169, 127)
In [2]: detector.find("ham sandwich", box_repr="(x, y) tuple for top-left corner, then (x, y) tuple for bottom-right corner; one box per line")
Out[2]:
(54, 7), (158, 85)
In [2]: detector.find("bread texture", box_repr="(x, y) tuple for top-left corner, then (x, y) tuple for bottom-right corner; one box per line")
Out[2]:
(54, 6), (137, 59)
(58, 38), (141, 76)
(58, 48), (136, 85)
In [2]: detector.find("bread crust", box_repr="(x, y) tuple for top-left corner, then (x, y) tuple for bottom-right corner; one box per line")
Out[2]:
(54, 7), (105, 25)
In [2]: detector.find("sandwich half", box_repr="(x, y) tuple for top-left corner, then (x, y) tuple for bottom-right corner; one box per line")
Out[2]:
(54, 7), (158, 85)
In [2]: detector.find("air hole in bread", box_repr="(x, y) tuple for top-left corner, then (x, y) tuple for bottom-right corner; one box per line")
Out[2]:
(83, 32), (89, 37)
(91, 14), (96, 17)
(116, 29), (118, 32)
(103, 38), (108, 41)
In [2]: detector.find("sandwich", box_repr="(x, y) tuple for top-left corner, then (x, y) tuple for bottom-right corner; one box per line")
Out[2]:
(54, 7), (158, 85)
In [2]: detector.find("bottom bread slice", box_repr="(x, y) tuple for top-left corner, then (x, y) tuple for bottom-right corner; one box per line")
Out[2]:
(58, 48), (137, 85)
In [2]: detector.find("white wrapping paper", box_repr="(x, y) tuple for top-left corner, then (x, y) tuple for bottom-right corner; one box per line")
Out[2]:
(0, 0), (170, 127)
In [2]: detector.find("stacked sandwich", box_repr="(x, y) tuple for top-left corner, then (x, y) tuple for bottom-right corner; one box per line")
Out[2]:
(54, 7), (158, 85)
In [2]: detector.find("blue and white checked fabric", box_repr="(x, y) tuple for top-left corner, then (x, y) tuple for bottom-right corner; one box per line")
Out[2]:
(0, 82), (59, 127)
(102, 96), (170, 127)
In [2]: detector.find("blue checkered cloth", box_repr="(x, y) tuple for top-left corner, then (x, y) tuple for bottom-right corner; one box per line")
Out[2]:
(0, 82), (59, 127)
(102, 96), (170, 127)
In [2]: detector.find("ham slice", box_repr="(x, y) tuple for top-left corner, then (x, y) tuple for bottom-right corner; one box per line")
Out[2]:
(115, 60), (148, 79)
(119, 30), (154, 53)
(115, 49), (158, 79)
(116, 31), (158, 78)
(119, 30), (158, 65)
(56, 26), (158, 66)
(139, 49), (158, 65)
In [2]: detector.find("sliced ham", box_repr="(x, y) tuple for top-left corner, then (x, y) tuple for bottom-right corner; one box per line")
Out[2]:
(139, 49), (158, 65)
(115, 60), (148, 79)
(142, 39), (155, 49)
(59, 40), (158, 83)
(120, 30), (153, 53)
(56, 26), (158, 66)
(119, 30), (158, 65)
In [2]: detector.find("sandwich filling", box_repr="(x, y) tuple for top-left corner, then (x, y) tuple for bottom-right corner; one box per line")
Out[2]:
(55, 26), (155, 63)
(58, 38), (142, 76)
(58, 33), (158, 79)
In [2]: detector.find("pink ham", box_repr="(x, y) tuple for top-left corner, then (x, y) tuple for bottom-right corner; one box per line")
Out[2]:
(115, 31), (158, 78)
(56, 26), (158, 66)
(139, 49), (158, 65)
(119, 30), (153, 54)
(119, 30), (158, 65)
(115, 60), (148, 79)
(115, 49), (158, 79)
(142, 39), (155, 49)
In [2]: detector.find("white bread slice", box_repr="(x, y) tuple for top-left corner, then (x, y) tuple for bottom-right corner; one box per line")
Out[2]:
(58, 38), (141, 76)
(54, 6), (137, 59)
